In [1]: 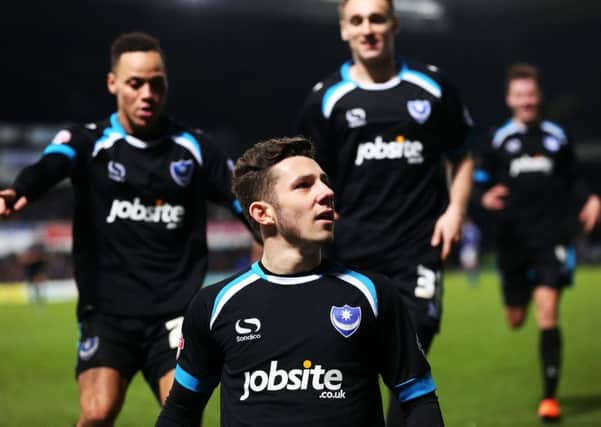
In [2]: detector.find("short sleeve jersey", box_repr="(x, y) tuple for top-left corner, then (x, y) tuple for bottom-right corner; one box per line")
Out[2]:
(14, 113), (242, 318)
(474, 119), (587, 244)
(298, 60), (472, 271)
(175, 261), (435, 427)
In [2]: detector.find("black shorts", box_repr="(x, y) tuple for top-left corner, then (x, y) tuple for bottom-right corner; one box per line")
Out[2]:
(388, 250), (444, 335)
(497, 242), (575, 307)
(75, 312), (184, 399)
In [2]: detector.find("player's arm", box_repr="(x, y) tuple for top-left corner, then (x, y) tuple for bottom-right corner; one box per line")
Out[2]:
(558, 133), (601, 233)
(295, 83), (333, 172)
(0, 130), (78, 217)
(156, 291), (221, 426)
(197, 131), (262, 244)
(156, 381), (210, 427)
(376, 275), (444, 426)
(431, 154), (473, 260)
(431, 77), (475, 260)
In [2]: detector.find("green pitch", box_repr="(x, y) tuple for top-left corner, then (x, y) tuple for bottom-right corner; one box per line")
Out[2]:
(1, 267), (600, 426)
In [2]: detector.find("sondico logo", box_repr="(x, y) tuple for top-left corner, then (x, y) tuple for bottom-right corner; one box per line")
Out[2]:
(235, 318), (262, 342)
(355, 136), (423, 166)
(106, 198), (185, 229)
(240, 360), (345, 401)
(509, 155), (553, 177)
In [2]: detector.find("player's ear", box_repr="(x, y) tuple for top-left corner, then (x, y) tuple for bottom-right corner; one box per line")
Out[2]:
(249, 201), (276, 228)
(340, 21), (350, 41)
(107, 72), (117, 95)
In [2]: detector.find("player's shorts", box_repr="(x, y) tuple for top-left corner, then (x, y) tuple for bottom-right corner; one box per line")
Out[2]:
(75, 312), (183, 400)
(388, 249), (444, 338)
(497, 242), (575, 307)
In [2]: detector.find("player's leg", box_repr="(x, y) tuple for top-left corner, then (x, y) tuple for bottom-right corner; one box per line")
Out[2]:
(143, 315), (184, 404)
(77, 367), (128, 427)
(75, 313), (141, 426)
(532, 244), (574, 421)
(497, 247), (532, 329)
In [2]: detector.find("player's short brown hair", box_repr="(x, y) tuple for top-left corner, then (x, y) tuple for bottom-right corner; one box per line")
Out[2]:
(110, 32), (165, 71)
(506, 63), (540, 90)
(232, 137), (315, 229)
(338, 0), (395, 18)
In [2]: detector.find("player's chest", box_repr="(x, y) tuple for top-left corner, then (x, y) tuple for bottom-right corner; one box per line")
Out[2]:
(331, 91), (444, 167)
(500, 133), (561, 178)
(213, 286), (377, 365)
(86, 143), (199, 196)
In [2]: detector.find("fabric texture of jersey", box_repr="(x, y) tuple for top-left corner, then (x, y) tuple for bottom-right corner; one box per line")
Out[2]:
(175, 261), (434, 427)
(297, 60), (472, 274)
(13, 114), (243, 319)
(474, 118), (590, 246)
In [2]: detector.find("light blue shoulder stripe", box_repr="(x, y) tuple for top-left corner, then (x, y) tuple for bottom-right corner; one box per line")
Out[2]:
(394, 372), (436, 402)
(541, 120), (567, 143)
(322, 80), (357, 119)
(473, 169), (491, 184)
(175, 364), (219, 393)
(210, 269), (260, 329)
(93, 113), (127, 157)
(400, 65), (442, 98)
(173, 131), (203, 166)
(43, 144), (76, 160)
(333, 268), (378, 317)
(492, 119), (525, 147)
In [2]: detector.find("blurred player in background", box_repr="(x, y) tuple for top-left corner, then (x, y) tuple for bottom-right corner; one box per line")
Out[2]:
(474, 63), (601, 421)
(0, 32), (254, 426)
(157, 136), (444, 427)
(297, 0), (473, 424)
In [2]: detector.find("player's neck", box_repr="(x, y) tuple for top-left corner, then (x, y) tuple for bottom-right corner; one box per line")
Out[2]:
(513, 115), (540, 127)
(260, 240), (322, 275)
(349, 57), (397, 84)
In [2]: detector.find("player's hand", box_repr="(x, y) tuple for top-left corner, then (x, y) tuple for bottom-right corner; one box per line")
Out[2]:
(0, 189), (28, 217)
(579, 194), (601, 234)
(481, 184), (509, 211)
(431, 204), (463, 260)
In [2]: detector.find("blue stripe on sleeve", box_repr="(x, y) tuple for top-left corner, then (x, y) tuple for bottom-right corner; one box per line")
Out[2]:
(394, 372), (437, 402)
(43, 144), (76, 160)
(232, 199), (243, 214)
(175, 364), (200, 392)
(175, 364), (219, 393)
(473, 169), (491, 184)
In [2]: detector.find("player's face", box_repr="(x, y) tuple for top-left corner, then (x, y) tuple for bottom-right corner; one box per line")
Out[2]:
(107, 50), (168, 135)
(270, 156), (338, 246)
(506, 78), (540, 125)
(340, 0), (398, 66)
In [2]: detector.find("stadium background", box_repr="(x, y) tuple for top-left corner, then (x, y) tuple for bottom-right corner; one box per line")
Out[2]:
(1, 1), (601, 425)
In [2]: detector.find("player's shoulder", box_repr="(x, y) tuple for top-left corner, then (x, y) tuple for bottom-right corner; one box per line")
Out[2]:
(167, 118), (227, 165)
(401, 59), (454, 98)
(490, 118), (527, 148)
(539, 119), (569, 143)
(324, 262), (397, 317)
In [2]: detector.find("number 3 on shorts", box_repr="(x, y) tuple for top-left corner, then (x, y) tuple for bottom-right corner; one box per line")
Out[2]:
(414, 264), (437, 299)
(165, 316), (184, 349)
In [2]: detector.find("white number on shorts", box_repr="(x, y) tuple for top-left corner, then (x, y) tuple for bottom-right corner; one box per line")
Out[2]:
(414, 264), (437, 299)
(165, 316), (184, 349)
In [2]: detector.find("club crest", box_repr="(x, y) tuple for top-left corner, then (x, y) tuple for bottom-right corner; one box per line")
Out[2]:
(330, 305), (362, 338)
(170, 159), (194, 187)
(407, 100), (431, 124)
(79, 336), (100, 361)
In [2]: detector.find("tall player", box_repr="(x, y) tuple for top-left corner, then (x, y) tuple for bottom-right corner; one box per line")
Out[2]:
(297, 0), (473, 424)
(156, 136), (444, 427)
(0, 32), (253, 426)
(475, 63), (601, 421)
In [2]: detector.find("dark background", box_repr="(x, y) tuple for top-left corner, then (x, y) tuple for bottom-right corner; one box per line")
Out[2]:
(2, 0), (601, 253)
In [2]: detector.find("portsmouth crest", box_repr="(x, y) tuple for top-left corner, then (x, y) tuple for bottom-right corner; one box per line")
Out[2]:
(407, 100), (431, 124)
(79, 336), (100, 361)
(330, 305), (362, 338)
(543, 136), (561, 152)
(170, 159), (194, 187)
